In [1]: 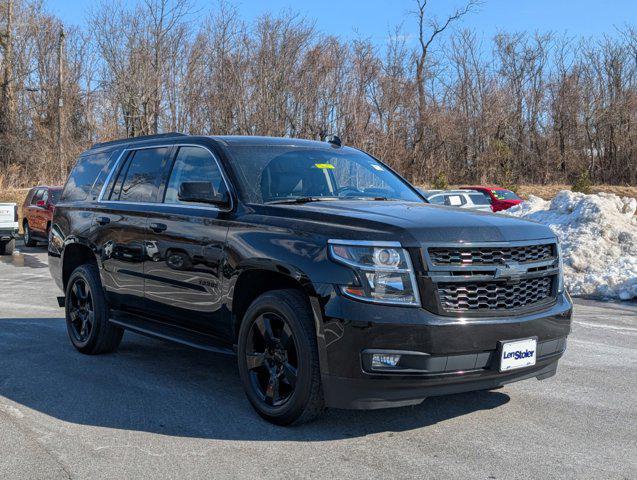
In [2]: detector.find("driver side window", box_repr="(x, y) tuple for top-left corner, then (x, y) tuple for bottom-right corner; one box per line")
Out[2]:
(164, 146), (227, 206)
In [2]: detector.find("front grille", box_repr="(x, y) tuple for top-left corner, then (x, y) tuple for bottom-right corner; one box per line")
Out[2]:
(437, 276), (554, 312)
(428, 244), (555, 266)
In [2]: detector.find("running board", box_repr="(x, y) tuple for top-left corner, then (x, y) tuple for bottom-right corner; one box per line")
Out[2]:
(109, 312), (235, 356)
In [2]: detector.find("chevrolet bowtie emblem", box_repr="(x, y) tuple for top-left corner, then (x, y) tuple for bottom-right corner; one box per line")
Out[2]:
(494, 262), (527, 281)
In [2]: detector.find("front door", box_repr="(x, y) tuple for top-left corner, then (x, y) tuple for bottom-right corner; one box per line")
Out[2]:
(142, 145), (231, 340)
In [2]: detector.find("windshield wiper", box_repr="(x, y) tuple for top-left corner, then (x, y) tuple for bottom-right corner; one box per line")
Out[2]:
(266, 196), (340, 205)
(340, 196), (396, 201)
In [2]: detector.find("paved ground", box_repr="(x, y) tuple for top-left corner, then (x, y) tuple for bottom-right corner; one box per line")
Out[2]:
(0, 242), (635, 479)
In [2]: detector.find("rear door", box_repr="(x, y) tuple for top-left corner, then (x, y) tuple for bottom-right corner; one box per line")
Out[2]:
(93, 145), (173, 313)
(142, 145), (232, 339)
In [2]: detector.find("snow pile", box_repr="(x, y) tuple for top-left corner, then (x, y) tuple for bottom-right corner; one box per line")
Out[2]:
(506, 190), (637, 300)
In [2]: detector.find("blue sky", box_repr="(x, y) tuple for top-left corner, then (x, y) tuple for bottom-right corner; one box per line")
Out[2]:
(50, 0), (634, 44)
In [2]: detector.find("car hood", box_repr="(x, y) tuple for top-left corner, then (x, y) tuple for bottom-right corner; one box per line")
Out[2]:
(259, 200), (554, 245)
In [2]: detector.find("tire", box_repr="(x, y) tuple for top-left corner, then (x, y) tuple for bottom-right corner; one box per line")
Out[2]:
(23, 223), (37, 247)
(237, 289), (324, 426)
(65, 263), (124, 354)
(0, 238), (14, 255)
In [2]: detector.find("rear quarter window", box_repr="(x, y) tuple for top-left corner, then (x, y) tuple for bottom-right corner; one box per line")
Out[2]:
(469, 193), (491, 205)
(62, 150), (117, 202)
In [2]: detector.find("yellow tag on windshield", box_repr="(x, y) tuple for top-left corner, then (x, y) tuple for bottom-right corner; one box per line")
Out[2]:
(314, 163), (335, 169)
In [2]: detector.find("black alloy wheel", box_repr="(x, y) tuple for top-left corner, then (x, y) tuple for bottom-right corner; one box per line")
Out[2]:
(237, 289), (324, 425)
(65, 264), (123, 354)
(68, 277), (94, 343)
(245, 312), (299, 407)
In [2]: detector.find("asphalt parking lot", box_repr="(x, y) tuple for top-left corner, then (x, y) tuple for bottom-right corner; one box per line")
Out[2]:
(0, 242), (635, 479)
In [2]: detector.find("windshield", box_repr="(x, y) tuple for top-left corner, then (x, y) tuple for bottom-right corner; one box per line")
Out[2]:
(224, 145), (423, 204)
(50, 189), (62, 204)
(491, 189), (521, 201)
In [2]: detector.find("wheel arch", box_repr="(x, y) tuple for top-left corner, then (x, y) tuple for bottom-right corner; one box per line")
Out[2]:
(62, 241), (99, 291)
(230, 266), (318, 342)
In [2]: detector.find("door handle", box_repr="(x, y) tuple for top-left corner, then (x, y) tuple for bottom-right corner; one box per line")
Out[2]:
(96, 216), (111, 225)
(149, 222), (167, 233)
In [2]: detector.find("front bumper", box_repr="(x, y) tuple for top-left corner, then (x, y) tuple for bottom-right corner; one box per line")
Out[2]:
(313, 287), (573, 409)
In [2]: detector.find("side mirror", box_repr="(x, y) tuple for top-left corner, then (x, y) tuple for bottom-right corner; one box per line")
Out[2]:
(36, 200), (46, 208)
(178, 182), (229, 207)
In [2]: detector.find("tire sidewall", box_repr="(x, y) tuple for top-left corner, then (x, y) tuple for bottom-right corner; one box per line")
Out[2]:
(237, 294), (315, 423)
(65, 265), (106, 352)
(4, 238), (15, 255)
(24, 224), (30, 245)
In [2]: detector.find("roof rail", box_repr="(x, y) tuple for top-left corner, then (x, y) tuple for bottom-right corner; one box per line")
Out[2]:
(90, 132), (188, 149)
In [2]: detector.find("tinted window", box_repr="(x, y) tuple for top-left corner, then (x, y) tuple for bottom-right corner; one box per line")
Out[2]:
(164, 146), (227, 206)
(30, 189), (44, 205)
(62, 151), (115, 202)
(469, 193), (491, 205)
(110, 147), (169, 203)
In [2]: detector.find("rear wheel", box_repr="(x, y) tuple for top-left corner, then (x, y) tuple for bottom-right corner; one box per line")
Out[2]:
(0, 238), (15, 255)
(23, 223), (37, 247)
(237, 289), (324, 425)
(65, 263), (123, 354)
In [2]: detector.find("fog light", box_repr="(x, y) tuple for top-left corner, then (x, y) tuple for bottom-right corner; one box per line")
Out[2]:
(372, 353), (401, 368)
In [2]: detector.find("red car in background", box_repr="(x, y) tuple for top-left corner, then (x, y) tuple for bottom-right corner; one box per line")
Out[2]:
(460, 186), (523, 212)
(21, 185), (63, 246)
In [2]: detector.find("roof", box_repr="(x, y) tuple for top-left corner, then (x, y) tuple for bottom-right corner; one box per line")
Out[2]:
(423, 189), (480, 196)
(30, 185), (63, 190)
(90, 132), (187, 149)
(88, 133), (340, 152)
(461, 185), (508, 191)
(211, 135), (337, 149)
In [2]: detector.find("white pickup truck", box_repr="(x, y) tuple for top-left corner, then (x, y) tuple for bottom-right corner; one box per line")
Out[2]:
(0, 203), (19, 255)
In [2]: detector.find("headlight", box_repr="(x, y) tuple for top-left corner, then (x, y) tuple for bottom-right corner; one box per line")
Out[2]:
(328, 240), (421, 306)
(556, 240), (565, 293)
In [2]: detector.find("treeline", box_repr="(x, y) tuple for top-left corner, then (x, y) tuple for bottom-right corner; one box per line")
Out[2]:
(0, 0), (636, 188)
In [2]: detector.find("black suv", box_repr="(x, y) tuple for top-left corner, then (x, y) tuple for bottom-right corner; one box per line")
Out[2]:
(49, 133), (572, 425)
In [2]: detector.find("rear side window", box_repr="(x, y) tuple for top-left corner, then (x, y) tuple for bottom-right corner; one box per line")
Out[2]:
(30, 189), (44, 205)
(469, 193), (491, 205)
(62, 151), (116, 202)
(25, 188), (37, 205)
(445, 194), (466, 206)
(109, 147), (169, 203)
(164, 146), (228, 206)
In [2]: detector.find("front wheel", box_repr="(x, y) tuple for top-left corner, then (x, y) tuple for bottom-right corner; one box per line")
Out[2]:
(237, 289), (324, 425)
(65, 263), (123, 354)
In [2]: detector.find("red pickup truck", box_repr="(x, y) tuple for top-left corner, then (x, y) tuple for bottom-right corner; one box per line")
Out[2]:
(460, 186), (523, 212)
(21, 186), (63, 246)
